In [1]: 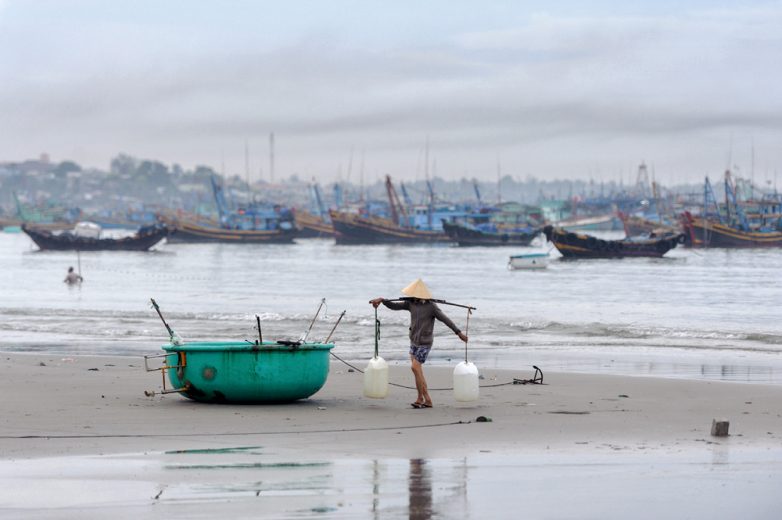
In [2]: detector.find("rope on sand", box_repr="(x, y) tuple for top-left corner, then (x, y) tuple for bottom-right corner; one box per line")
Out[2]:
(329, 351), (521, 391)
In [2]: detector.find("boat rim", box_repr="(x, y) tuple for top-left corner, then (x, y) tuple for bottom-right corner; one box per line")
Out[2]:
(162, 341), (335, 352)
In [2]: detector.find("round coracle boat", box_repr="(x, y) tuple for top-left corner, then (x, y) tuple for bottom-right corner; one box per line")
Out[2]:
(162, 341), (334, 403)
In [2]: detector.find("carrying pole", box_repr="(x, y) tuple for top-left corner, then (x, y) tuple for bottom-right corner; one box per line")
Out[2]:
(464, 308), (472, 362)
(374, 306), (380, 358)
(386, 297), (476, 311)
(77, 250), (82, 280)
(255, 314), (263, 344)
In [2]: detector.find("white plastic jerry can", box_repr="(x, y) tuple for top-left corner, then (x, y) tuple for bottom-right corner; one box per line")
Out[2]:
(453, 361), (479, 402)
(363, 355), (389, 398)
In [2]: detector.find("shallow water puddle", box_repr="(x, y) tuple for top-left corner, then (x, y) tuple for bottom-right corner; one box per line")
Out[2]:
(1, 448), (781, 518)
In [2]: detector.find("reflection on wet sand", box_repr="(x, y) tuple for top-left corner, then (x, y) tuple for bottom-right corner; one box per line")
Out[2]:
(408, 459), (433, 519)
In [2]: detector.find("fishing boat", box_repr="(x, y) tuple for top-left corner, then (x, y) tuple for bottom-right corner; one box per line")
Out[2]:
(679, 173), (782, 248)
(164, 218), (297, 243)
(508, 252), (549, 269)
(543, 225), (684, 259)
(619, 212), (679, 238)
(329, 176), (451, 244)
(22, 222), (170, 251)
(557, 213), (621, 232)
(165, 176), (298, 243)
(680, 211), (782, 248)
(155, 341), (334, 403)
(294, 209), (334, 238)
(442, 221), (540, 247)
(331, 211), (450, 244)
(294, 182), (335, 238)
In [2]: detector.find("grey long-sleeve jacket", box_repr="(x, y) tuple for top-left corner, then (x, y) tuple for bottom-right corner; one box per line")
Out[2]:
(382, 299), (461, 347)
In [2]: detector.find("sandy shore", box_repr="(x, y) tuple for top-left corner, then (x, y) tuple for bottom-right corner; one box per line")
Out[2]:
(1, 352), (780, 459)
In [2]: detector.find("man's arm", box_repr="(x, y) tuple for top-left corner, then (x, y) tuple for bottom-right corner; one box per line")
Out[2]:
(369, 298), (408, 311)
(433, 304), (469, 342)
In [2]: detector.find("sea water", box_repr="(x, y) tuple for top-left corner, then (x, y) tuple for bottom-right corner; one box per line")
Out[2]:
(1, 232), (781, 383)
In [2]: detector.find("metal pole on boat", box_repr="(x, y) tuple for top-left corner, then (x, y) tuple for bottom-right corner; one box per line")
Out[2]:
(324, 310), (346, 344)
(150, 298), (178, 343)
(255, 314), (263, 344)
(300, 298), (326, 343)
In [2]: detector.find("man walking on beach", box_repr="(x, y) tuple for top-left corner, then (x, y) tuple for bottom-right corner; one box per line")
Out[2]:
(370, 279), (468, 409)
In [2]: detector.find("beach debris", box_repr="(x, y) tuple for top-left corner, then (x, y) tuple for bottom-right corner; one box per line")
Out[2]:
(476, 416), (492, 422)
(317, 406), (326, 410)
(513, 366), (544, 385)
(711, 419), (730, 437)
(549, 410), (590, 415)
(38, 362), (46, 366)
(618, 394), (629, 398)
(88, 368), (99, 371)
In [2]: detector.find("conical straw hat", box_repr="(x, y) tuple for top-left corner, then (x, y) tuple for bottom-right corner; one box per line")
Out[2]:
(401, 278), (433, 300)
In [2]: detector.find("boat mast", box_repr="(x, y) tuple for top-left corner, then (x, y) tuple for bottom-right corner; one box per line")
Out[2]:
(385, 175), (408, 226)
(269, 132), (275, 184)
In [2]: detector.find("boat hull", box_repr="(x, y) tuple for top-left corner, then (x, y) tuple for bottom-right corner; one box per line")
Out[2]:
(508, 253), (549, 269)
(294, 211), (335, 238)
(163, 342), (334, 403)
(557, 214), (621, 232)
(442, 221), (539, 247)
(166, 220), (298, 243)
(330, 211), (449, 245)
(543, 225), (683, 259)
(22, 224), (169, 251)
(619, 214), (679, 238)
(681, 213), (782, 248)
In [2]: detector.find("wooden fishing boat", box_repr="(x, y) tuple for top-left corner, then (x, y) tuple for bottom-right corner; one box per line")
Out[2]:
(442, 221), (540, 247)
(22, 223), (170, 251)
(294, 210), (335, 238)
(556, 213), (621, 232)
(159, 341), (334, 403)
(330, 211), (449, 245)
(508, 252), (549, 269)
(164, 218), (298, 243)
(543, 225), (684, 259)
(618, 212), (679, 238)
(680, 211), (782, 248)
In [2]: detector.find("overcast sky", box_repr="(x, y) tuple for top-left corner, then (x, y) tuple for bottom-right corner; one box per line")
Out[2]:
(1, 0), (781, 184)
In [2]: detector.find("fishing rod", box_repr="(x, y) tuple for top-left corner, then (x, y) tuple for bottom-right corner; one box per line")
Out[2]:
(384, 297), (476, 311)
(324, 310), (346, 344)
(299, 298), (326, 343)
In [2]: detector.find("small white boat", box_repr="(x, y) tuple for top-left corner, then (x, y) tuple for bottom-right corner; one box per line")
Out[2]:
(508, 252), (549, 270)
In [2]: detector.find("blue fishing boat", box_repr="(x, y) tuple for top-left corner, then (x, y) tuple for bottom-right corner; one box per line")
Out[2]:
(165, 176), (297, 243)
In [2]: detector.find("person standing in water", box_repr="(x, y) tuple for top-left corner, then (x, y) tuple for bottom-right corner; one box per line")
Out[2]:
(370, 279), (468, 409)
(63, 266), (83, 285)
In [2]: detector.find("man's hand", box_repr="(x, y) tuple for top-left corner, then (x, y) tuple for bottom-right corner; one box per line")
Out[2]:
(458, 332), (468, 343)
(369, 297), (384, 308)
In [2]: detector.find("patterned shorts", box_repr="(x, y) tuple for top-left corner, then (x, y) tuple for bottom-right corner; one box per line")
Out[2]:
(409, 345), (432, 364)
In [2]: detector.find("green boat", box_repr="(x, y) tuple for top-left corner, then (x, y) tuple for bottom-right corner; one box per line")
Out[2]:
(159, 341), (334, 403)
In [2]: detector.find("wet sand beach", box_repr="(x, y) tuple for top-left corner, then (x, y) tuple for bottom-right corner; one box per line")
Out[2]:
(1, 353), (781, 518)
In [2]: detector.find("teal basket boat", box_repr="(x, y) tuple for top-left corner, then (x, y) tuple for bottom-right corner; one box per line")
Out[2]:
(156, 341), (334, 403)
